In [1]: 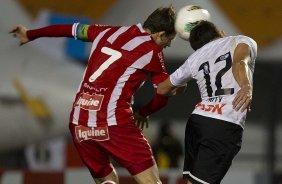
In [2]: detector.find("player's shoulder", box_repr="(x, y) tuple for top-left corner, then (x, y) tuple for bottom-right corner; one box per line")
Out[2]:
(233, 35), (253, 40)
(232, 35), (257, 46)
(232, 35), (258, 55)
(124, 23), (150, 37)
(124, 23), (157, 46)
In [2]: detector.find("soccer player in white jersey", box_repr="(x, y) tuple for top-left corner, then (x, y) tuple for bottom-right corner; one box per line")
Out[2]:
(157, 21), (257, 184)
(10, 6), (180, 184)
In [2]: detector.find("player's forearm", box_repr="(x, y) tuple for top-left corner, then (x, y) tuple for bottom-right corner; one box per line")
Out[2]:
(138, 92), (169, 117)
(157, 78), (177, 96)
(232, 43), (252, 89)
(26, 24), (73, 41)
(232, 60), (252, 89)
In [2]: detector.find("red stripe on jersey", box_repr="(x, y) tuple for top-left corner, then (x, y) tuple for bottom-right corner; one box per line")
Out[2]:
(106, 51), (154, 126)
(114, 67), (148, 123)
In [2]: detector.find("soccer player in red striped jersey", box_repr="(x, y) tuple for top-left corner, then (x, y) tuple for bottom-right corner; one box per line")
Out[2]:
(11, 6), (180, 184)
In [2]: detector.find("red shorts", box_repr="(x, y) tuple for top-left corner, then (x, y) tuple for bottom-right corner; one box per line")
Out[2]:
(69, 123), (155, 178)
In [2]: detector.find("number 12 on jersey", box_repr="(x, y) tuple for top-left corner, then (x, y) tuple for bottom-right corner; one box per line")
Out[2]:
(198, 52), (234, 97)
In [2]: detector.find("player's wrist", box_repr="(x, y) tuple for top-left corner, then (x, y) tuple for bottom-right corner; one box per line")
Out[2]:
(137, 110), (148, 118)
(240, 84), (252, 90)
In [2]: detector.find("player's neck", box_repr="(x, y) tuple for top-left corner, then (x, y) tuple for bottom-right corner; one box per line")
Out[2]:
(144, 28), (152, 35)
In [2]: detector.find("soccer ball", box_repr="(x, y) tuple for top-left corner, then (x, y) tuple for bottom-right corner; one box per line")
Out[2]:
(175, 5), (211, 40)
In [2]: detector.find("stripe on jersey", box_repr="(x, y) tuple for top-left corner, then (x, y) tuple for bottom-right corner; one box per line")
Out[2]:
(107, 26), (130, 44)
(88, 28), (111, 60)
(122, 36), (151, 51)
(107, 51), (153, 126)
(137, 23), (146, 33)
(72, 23), (79, 40)
(72, 106), (80, 125)
(88, 109), (97, 127)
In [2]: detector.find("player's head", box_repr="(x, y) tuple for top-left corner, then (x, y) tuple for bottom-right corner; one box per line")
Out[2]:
(189, 20), (225, 51)
(143, 5), (176, 48)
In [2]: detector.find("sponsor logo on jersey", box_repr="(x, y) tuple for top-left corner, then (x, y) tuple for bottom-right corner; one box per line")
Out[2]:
(83, 83), (108, 93)
(206, 96), (223, 103)
(203, 63), (210, 74)
(195, 103), (226, 115)
(158, 52), (165, 70)
(75, 125), (109, 142)
(75, 93), (104, 111)
(220, 53), (230, 60)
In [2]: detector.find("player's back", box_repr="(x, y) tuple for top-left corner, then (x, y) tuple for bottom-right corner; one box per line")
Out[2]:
(188, 35), (257, 126)
(70, 24), (165, 127)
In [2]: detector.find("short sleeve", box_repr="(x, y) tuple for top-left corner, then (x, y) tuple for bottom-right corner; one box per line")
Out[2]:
(170, 58), (193, 86)
(235, 35), (257, 61)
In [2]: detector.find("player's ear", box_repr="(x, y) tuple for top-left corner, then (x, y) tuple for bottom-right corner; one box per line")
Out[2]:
(157, 31), (166, 37)
(220, 30), (226, 37)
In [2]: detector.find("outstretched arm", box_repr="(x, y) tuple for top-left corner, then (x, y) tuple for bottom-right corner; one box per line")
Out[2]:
(10, 24), (74, 46)
(232, 43), (253, 112)
(157, 77), (187, 96)
(157, 78), (177, 96)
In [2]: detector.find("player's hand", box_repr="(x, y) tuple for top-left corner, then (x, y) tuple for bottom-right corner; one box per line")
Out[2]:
(232, 85), (252, 112)
(134, 112), (149, 130)
(9, 25), (29, 46)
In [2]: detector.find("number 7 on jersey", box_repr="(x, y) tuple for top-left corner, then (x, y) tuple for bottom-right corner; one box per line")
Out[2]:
(89, 47), (122, 82)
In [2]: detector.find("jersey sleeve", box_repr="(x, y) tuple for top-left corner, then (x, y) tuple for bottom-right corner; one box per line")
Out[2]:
(138, 91), (169, 117)
(170, 58), (193, 87)
(73, 23), (111, 42)
(27, 24), (73, 41)
(235, 35), (257, 61)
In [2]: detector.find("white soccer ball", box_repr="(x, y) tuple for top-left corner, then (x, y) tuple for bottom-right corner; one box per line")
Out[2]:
(175, 5), (211, 40)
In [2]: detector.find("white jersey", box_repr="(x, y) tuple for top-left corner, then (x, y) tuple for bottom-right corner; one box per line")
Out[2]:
(170, 35), (257, 128)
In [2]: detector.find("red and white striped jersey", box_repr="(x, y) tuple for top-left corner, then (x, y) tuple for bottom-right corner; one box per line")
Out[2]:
(69, 23), (168, 127)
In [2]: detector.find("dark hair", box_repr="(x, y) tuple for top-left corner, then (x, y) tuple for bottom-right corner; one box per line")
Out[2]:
(143, 6), (176, 36)
(189, 21), (222, 50)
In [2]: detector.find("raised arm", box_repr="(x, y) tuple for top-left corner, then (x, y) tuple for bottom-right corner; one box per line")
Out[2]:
(232, 43), (253, 112)
(9, 23), (101, 46)
(10, 24), (74, 46)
